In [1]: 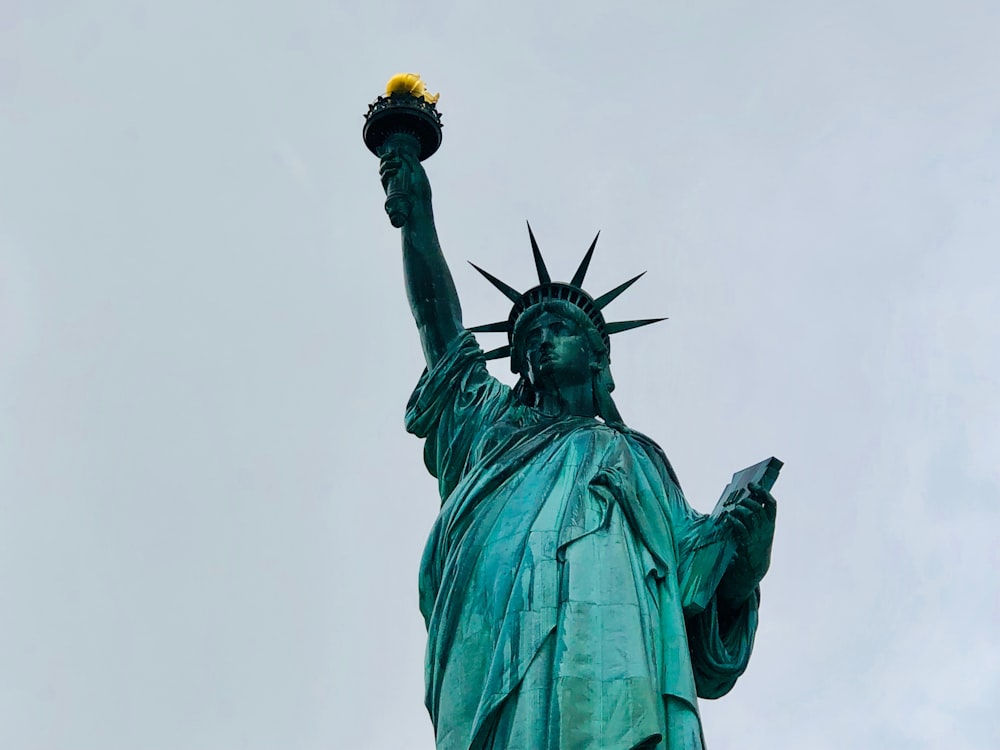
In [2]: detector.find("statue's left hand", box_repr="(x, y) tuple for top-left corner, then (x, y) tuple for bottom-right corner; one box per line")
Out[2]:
(718, 482), (777, 605)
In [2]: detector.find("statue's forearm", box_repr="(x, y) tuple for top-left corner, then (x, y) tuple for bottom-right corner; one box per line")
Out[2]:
(401, 203), (464, 368)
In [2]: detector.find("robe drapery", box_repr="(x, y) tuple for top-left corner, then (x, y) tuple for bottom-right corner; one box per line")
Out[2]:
(406, 333), (758, 750)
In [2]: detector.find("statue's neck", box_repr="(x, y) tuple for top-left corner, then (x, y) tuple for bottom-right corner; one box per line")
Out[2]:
(533, 380), (597, 419)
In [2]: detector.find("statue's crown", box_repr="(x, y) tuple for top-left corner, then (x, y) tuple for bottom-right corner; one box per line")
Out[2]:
(469, 224), (666, 364)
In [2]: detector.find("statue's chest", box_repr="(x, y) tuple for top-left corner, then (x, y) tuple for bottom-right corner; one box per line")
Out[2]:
(471, 415), (613, 468)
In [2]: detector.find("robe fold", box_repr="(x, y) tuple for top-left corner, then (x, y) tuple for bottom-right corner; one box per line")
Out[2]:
(406, 332), (758, 750)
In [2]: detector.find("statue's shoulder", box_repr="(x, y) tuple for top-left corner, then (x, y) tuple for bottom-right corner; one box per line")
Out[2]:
(618, 426), (684, 492)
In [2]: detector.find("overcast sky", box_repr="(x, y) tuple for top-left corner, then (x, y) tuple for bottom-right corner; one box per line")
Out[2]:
(1, 1), (998, 749)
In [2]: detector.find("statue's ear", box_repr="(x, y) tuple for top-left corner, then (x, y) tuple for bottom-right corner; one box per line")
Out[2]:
(591, 356), (615, 392)
(509, 345), (524, 376)
(589, 347), (612, 377)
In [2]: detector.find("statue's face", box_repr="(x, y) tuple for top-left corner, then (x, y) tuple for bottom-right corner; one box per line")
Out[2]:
(520, 310), (595, 387)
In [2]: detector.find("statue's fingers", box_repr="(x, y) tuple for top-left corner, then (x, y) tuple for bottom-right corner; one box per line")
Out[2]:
(727, 505), (756, 529)
(727, 505), (751, 524)
(721, 515), (746, 541)
(748, 482), (777, 509)
(726, 514), (752, 542)
(732, 495), (765, 519)
(746, 500), (774, 527)
(380, 162), (404, 190)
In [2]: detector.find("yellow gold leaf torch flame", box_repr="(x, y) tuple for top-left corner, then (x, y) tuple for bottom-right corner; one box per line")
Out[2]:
(385, 73), (440, 104)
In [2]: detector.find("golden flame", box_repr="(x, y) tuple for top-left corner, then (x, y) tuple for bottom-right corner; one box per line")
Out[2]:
(385, 73), (440, 104)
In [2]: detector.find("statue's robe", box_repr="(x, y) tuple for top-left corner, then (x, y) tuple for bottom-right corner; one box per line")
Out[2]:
(406, 333), (758, 750)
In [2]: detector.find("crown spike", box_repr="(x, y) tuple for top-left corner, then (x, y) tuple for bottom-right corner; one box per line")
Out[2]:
(605, 318), (667, 335)
(468, 321), (511, 333)
(571, 231), (600, 287)
(483, 344), (512, 361)
(469, 262), (522, 303)
(526, 222), (551, 285)
(594, 272), (646, 310)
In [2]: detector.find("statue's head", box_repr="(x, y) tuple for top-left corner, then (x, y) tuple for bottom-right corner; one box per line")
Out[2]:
(509, 299), (618, 418)
(511, 300), (610, 386)
(468, 224), (665, 424)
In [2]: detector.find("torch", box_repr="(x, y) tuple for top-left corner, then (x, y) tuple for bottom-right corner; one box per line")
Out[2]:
(363, 73), (443, 227)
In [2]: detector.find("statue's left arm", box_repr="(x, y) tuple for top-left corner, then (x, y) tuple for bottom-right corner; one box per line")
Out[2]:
(674, 483), (776, 698)
(616, 436), (768, 699)
(716, 482), (777, 613)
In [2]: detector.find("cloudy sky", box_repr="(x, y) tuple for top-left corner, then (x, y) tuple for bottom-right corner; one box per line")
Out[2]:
(2, 1), (998, 748)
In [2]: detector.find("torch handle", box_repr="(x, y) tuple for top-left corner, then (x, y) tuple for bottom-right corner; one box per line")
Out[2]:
(379, 133), (421, 228)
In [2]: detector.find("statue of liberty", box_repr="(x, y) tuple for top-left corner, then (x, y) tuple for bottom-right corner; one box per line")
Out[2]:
(370, 80), (778, 750)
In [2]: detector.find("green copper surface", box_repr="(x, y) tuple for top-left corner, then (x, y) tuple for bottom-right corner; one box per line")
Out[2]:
(372, 121), (778, 750)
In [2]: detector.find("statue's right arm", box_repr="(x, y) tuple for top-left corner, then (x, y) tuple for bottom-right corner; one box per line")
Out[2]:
(380, 150), (464, 369)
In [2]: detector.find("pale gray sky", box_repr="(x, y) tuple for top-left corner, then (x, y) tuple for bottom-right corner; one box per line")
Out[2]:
(1, 1), (998, 749)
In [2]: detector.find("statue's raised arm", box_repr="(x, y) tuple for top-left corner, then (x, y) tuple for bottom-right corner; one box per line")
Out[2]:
(379, 150), (464, 368)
